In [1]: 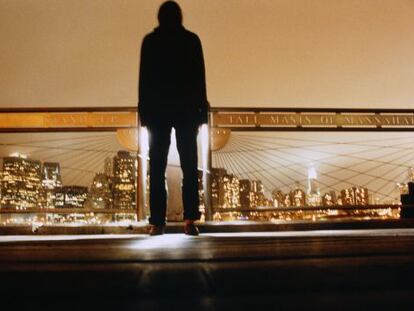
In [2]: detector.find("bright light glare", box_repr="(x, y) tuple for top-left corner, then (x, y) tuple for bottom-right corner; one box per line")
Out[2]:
(128, 234), (192, 250)
(200, 124), (209, 171)
(139, 126), (149, 159)
(139, 126), (149, 214)
(10, 152), (27, 158)
(200, 124), (209, 208)
(308, 166), (317, 179)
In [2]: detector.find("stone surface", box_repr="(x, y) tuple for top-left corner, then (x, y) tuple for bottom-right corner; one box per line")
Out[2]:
(1, 229), (414, 309)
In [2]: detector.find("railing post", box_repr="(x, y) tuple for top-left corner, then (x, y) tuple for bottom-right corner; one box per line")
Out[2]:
(136, 150), (142, 222)
(136, 123), (147, 222)
(204, 109), (213, 221)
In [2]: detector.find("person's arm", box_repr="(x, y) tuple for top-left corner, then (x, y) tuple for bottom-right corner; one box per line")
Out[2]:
(138, 36), (151, 127)
(194, 35), (209, 125)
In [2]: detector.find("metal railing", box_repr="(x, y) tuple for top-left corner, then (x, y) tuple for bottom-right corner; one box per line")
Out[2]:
(1, 106), (414, 226)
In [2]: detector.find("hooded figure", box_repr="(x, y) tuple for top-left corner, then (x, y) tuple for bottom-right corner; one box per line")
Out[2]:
(138, 1), (209, 126)
(138, 1), (208, 235)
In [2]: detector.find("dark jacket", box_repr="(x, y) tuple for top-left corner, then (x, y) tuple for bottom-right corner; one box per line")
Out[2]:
(138, 25), (209, 127)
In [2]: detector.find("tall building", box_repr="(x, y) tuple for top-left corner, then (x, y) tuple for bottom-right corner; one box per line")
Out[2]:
(103, 156), (114, 198)
(272, 189), (285, 207)
(283, 193), (292, 207)
(322, 191), (337, 206)
(0, 158), (3, 204)
(1, 154), (42, 209)
(239, 179), (252, 209)
(250, 180), (266, 208)
(112, 151), (137, 210)
(223, 173), (240, 209)
(290, 185), (306, 207)
(41, 162), (63, 209)
(0, 169), (3, 206)
(341, 187), (369, 206)
(306, 167), (322, 206)
(62, 186), (88, 208)
(85, 173), (112, 209)
(211, 168), (227, 209)
(211, 168), (240, 209)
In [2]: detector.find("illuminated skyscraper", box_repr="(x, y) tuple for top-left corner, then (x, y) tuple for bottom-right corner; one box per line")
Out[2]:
(211, 168), (227, 209)
(355, 187), (369, 205)
(341, 188), (354, 205)
(112, 151), (136, 210)
(1, 154), (42, 210)
(62, 186), (88, 208)
(250, 180), (266, 208)
(239, 179), (252, 209)
(401, 169), (414, 218)
(341, 187), (369, 206)
(271, 189), (284, 208)
(211, 168), (240, 209)
(0, 166), (3, 206)
(85, 173), (112, 209)
(322, 191), (337, 206)
(223, 173), (240, 209)
(306, 167), (322, 206)
(103, 156), (114, 199)
(283, 193), (292, 207)
(41, 162), (63, 209)
(290, 182), (306, 207)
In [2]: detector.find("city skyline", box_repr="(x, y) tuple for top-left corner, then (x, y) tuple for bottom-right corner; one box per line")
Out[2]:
(0, 150), (137, 211)
(0, 150), (379, 215)
(1, 131), (413, 209)
(213, 131), (414, 204)
(211, 166), (370, 210)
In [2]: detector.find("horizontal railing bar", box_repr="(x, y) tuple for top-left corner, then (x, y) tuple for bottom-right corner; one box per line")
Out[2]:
(214, 204), (402, 213)
(0, 127), (125, 133)
(0, 205), (404, 215)
(1, 106), (414, 114)
(0, 208), (137, 214)
(210, 107), (414, 113)
(0, 107), (137, 113)
(208, 127), (414, 132)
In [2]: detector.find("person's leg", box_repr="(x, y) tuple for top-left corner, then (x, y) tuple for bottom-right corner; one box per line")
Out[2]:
(148, 125), (171, 225)
(175, 123), (201, 222)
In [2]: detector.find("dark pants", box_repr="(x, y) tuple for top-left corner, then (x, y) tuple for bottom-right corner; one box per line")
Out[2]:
(148, 122), (201, 225)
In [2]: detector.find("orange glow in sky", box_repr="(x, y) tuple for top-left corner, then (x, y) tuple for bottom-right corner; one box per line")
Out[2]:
(1, 0), (414, 109)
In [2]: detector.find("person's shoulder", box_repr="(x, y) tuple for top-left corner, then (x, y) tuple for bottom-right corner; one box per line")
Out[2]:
(142, 31), (157, 43)
(182, 29), (202, 49)
(141, 30), (163, 50)
(183, 29), (201, 42)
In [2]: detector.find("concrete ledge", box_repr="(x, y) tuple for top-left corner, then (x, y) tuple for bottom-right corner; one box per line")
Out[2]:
(1, 228), (414, 309)
(1, 255), (414, 296)
(1, 254), (414, 311)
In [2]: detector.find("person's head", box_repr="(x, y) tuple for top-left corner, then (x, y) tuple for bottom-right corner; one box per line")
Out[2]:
(158, 1), (182, 28)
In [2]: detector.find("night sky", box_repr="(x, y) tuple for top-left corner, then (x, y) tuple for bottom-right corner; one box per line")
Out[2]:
(1, 0), (414, 109)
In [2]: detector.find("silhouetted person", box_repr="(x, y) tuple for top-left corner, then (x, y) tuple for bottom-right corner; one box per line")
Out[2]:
(138, 1), (208, 235)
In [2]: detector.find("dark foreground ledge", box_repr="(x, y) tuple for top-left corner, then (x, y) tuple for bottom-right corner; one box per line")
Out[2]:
(1, 229), (414, 310)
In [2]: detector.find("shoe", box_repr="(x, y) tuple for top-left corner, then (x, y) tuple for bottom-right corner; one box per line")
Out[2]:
(184, 220), (199, 236)
(148, 224), (165, 236)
